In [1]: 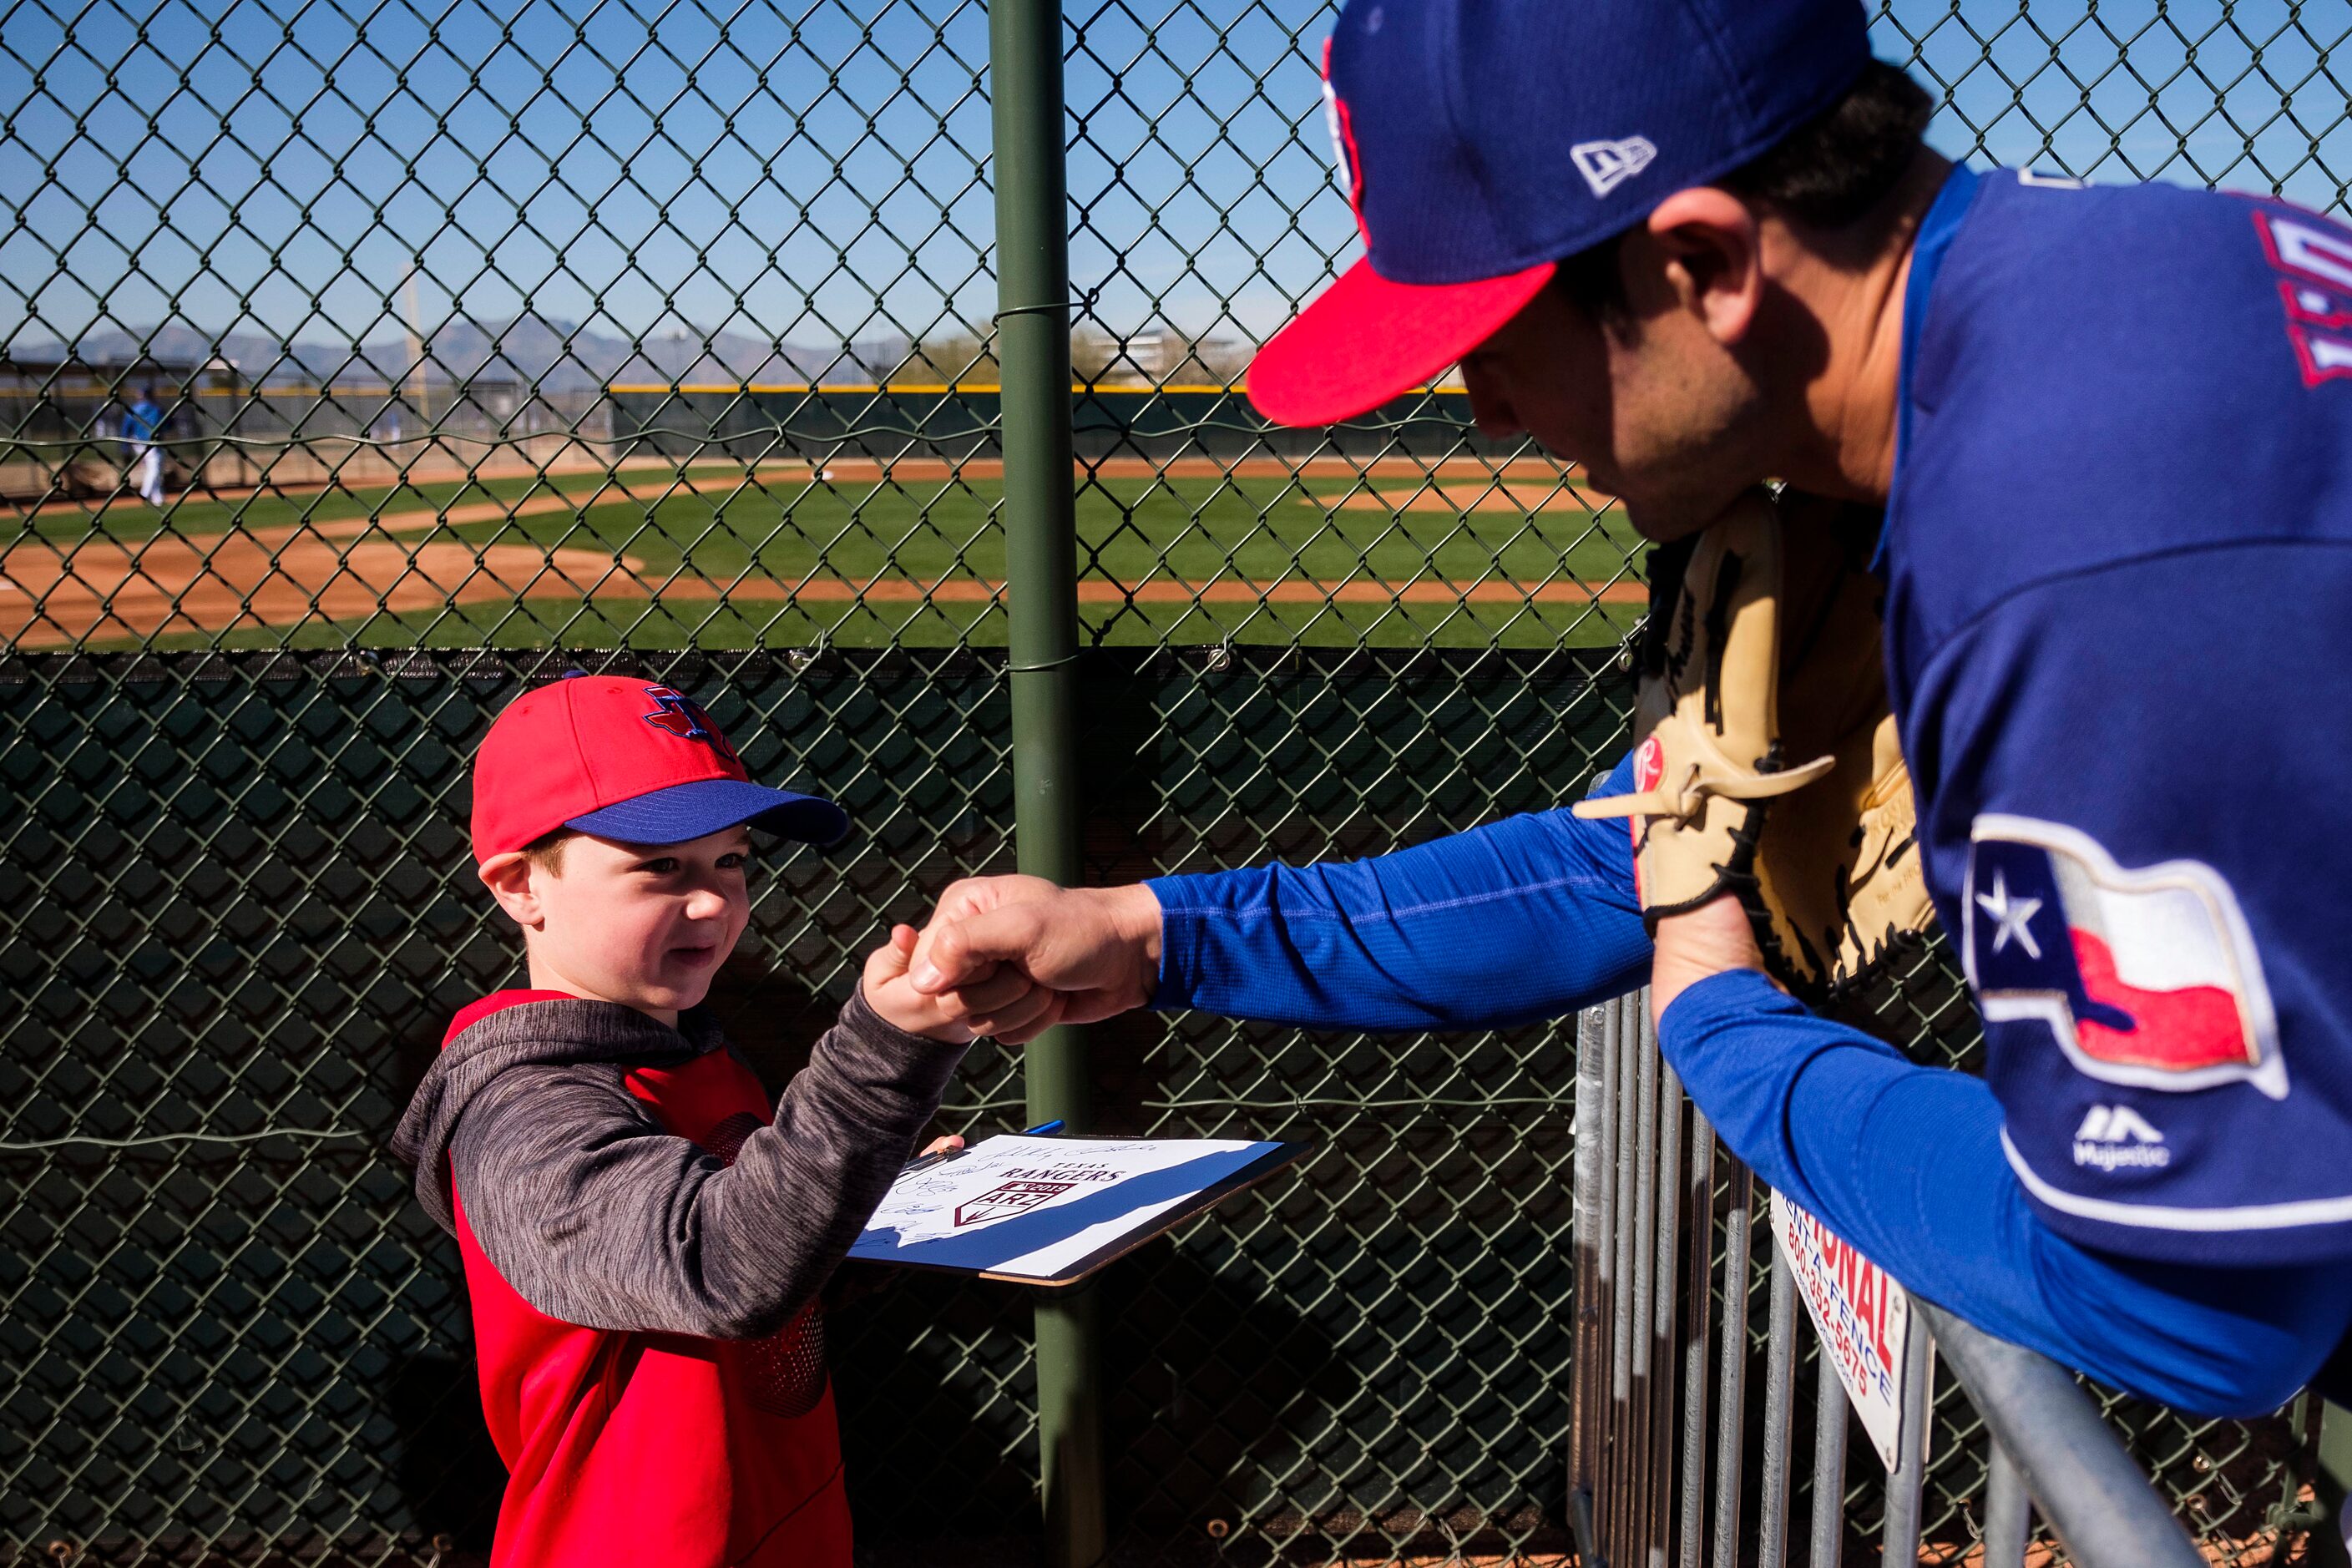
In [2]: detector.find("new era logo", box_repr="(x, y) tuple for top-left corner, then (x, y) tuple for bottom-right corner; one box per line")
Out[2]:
(2071, 1105), (2171, 1171)
(1571, 136), (1657, 199)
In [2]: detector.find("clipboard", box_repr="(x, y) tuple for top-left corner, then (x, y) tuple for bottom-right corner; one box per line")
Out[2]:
(847, 1134), (1311, 1287)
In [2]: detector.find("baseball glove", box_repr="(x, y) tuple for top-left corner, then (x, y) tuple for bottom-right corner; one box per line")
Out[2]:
(1572, 488), (1935, 1001)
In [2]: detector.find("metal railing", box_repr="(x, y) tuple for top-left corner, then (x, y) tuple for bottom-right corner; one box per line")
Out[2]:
(1914, 1302), (2202, 1567)
(1569, 991), (2311, 1568)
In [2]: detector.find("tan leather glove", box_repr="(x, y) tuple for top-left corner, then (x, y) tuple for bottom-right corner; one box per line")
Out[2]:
(1576, 488), (1936, 1001)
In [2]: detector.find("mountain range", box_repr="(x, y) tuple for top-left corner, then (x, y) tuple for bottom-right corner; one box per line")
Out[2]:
(10, 314), (914, 392)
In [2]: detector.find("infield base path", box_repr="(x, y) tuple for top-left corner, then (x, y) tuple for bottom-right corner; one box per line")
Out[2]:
(2, 459), (1633, 647)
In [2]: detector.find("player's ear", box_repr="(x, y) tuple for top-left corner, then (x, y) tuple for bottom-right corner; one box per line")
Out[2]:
(478, 851), (544, 927)
(1643, 186), (1764, 347)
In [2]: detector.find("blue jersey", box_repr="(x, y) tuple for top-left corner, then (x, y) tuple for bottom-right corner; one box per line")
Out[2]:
(121, 399), (164, 445)
(1888, 166), (2352, 1265)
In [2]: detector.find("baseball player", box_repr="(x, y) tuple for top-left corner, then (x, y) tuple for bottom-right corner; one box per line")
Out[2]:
(908, 0), (2352, 1419)
(119, 385), (166, 506)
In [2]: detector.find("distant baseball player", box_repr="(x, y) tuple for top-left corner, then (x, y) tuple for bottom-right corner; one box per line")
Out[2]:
(909, 0), (2352, 1419)
(392, 674), (1056, 1567)
(119, 384), (165, 505)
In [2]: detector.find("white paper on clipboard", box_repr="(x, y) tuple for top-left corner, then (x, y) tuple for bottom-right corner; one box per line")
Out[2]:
(848, 1134), (1282, 1282)
(1771, 1191), (1923, 1474)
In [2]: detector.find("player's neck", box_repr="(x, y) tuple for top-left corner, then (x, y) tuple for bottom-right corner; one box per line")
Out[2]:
(1768, 146), (1954, 507)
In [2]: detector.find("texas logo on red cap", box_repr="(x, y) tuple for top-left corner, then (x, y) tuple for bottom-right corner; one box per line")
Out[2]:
(640, 684), (741, 765)
(469, 673), (847, 863)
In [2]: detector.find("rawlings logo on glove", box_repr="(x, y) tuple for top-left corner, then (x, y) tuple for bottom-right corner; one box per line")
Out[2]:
(1576, 488), (1937, 1001)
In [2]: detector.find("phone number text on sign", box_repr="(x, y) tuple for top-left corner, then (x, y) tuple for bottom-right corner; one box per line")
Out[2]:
(1770, 1191), (1919, 1473)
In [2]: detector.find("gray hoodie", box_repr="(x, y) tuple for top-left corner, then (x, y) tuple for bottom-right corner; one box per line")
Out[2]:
(391, 988), (965, 1339)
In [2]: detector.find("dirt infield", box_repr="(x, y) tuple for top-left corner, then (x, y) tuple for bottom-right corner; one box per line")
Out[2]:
(1, 528), (1641, 644)
(2, 458), (1629, 646)
(5, 453), (1591, 518)
(0, 530), (625, 646)
(660, 574), (1646, 608)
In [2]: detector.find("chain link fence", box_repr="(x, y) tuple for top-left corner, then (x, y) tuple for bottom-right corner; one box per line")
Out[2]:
(5, 1), (2348, 1562)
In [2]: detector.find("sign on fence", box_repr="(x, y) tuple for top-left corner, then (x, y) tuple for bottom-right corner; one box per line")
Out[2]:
(1771, 1192), (1921, 1473)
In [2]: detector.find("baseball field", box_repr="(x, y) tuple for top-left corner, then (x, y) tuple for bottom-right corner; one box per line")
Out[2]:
(0, 454), (1646, 652)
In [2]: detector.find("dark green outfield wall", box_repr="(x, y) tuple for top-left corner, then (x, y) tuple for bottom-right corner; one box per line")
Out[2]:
(609, 385), (1508, 464)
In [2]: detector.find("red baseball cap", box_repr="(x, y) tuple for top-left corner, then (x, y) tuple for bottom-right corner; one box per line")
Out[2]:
(469, 673), (850, 863)
(1247, 260), (1554, 428)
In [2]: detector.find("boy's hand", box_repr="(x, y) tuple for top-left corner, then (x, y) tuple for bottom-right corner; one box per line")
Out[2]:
(863, 923), (1066, 1043)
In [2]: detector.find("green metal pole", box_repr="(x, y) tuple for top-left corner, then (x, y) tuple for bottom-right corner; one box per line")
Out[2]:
(991, 3), (1104, 1565)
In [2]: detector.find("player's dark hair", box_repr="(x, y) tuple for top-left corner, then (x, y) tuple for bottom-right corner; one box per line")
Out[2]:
(522, 827), (574, 875)
(1552, 60), (1937, 327)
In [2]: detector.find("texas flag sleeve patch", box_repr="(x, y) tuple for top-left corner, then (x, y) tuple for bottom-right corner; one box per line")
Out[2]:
(1965, 815), (2286, 1100)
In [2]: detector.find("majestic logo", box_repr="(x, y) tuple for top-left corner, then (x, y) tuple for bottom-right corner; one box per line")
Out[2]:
(953, 1180), (1076, 1228)
(1966, 815), (2285, 1100)
(640, 685), (741, 764)
(2070, 1105), (2171, 1171)
(1571, 136), (1658, 199)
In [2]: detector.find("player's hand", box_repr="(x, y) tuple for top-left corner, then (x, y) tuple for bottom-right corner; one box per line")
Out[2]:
(918, 1133), (964, 1158)
(907, 877), (1161, 1043)
(862, 923), (1066, 1043)
(1650, 894), (1768, 1018)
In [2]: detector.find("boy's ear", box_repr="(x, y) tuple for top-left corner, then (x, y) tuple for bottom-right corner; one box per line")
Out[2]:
(478, 851), (544, 927)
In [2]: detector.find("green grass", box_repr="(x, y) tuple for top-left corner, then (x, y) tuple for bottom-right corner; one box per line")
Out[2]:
(18, 463), (1651, 653)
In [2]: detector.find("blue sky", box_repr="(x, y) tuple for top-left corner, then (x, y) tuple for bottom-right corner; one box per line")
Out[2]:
(4, 0), (2349, 360)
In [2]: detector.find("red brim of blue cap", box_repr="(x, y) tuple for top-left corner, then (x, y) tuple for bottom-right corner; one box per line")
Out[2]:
(566, 779), (852, 850)
(1245, 255), (1556, 427)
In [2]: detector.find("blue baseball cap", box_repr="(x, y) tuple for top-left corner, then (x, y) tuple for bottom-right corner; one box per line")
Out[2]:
(1247, 0), (1872, 427)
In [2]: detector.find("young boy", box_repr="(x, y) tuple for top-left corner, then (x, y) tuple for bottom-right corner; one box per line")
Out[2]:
(392, 673), (1055, 1567)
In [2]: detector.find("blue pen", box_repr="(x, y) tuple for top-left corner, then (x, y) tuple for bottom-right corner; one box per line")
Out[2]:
(1021, 1119), (1065, 1137)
